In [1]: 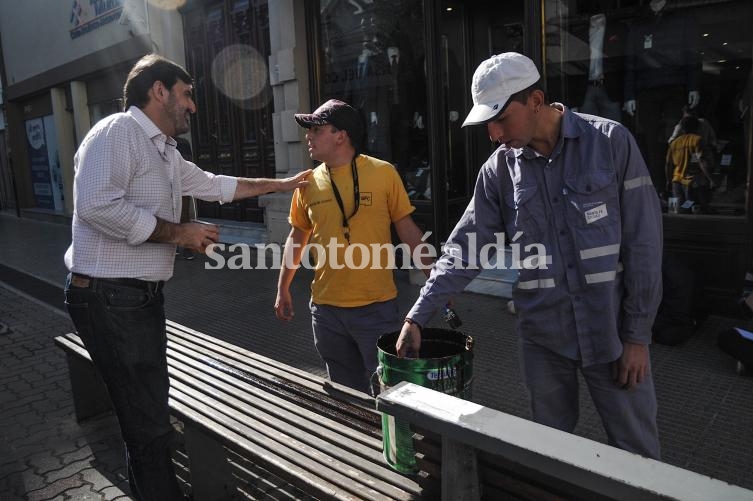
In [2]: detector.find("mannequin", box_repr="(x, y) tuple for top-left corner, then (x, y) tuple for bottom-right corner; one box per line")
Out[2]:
(623, 0), (700, 116)
(346, 36), (391, 159)
(623, 0), (701, 189)
(575, 6), (627, 122)
(386, 45), (415, 172)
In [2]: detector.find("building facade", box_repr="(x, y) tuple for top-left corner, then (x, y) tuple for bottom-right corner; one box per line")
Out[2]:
(0, 0), (751, 312)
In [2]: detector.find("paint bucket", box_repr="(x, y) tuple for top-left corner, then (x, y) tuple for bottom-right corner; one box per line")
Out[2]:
(376, 328), (474, 474)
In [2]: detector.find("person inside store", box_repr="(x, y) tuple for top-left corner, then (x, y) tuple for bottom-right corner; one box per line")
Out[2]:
(63, 53), (311, 501)
(665, 115), (716, 213)
(623, 0), (701, 191)
(668, 105), (717, 150)
(396, 52), (663, 459)
(274, 99), (432, 394)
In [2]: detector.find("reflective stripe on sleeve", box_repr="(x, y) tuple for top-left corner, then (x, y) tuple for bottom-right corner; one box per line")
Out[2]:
(623, 175), (653, 191)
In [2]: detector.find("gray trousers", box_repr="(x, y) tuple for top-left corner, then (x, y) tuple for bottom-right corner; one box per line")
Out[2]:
(310, 299), (400, 394)
(520, 339), (661, 460)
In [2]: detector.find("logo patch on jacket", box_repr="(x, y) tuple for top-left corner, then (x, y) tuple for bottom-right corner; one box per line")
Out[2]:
(584, 203), (607, 224)
(360, 192), (373, 206)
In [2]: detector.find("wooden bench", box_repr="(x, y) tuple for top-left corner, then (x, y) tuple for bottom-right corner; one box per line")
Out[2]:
(55, 320), (421, 501)
(376, 381), (753, 501)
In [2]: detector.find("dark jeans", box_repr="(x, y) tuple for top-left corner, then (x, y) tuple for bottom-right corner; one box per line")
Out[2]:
(64, 274), (184, 501)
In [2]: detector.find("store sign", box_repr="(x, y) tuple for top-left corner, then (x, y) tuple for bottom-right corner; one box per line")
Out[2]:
(69, 0), (123, 39)
(26, 117), (64, 212)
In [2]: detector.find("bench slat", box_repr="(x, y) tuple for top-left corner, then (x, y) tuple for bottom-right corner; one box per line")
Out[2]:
(166, 332), (381, 433)
(166, 363), (387, 467)
(167, 321), (374, 409)
(171, 388), (413, 501)
(170, 379), (416, 499)
(170, 396), (357, 501)
(166, 347), (380, 450)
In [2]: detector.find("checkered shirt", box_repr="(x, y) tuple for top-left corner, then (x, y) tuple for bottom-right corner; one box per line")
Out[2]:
(64, 107), (237, 281)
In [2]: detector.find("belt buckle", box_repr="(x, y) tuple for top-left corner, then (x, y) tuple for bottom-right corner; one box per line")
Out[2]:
(71, 275), (90, 288)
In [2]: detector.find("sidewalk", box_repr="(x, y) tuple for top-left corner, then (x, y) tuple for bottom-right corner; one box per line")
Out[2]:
(1, 211), (753, 498)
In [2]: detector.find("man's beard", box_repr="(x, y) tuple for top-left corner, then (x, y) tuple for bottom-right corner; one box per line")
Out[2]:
(173, 114), (190, 135)
(166, 97), (189, 135)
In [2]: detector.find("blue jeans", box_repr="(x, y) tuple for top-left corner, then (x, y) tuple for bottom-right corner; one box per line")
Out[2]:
(64, 274), (184, 501)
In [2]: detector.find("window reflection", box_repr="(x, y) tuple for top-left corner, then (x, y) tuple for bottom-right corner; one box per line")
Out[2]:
(319, 0), (430, 199)
(545, 0), (752, 216)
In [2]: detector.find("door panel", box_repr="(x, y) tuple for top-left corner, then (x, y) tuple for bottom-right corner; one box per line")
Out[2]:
(183, 0), (274, 222)
(440, 1), (526, 234)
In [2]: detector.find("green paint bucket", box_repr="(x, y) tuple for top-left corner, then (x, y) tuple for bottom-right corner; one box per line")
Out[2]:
(376, 328), (474, 474)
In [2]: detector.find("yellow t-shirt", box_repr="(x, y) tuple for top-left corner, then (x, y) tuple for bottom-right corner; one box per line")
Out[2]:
(289, 155), (415, 307)
(667, 133), (705, 186)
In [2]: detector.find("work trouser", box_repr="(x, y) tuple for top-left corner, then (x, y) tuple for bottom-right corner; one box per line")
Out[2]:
(520, 338), (661, 460)
(310, 298), (400, 394)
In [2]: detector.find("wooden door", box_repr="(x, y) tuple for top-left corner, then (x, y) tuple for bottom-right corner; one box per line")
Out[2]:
(183, 0), (275, 222)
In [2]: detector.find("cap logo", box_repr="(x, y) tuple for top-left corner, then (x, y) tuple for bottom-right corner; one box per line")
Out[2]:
(492, 104), (499, 110)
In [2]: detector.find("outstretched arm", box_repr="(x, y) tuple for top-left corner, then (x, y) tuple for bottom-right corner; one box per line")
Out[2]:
(233, 170), (312, 200)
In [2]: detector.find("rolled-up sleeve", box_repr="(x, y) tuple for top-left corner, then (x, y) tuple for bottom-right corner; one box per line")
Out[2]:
(181, 160), (238, 204)
(614, 126), (663, 343)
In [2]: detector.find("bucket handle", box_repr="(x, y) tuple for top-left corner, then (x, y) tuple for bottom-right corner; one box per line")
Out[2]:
(370, 365), (384, 398)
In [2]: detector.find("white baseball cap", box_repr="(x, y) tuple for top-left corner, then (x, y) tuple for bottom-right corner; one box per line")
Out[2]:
(462, 52), (540, 127)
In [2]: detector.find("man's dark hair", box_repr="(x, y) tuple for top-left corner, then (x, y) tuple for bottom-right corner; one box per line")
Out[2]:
(123, 54), (193, 110)
(489, 81), (547, 122)
(680, 115), (700, 135)
(507, 81), (548, 108)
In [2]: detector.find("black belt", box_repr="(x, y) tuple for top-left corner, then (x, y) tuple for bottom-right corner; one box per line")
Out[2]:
(71, 273), (164, 293)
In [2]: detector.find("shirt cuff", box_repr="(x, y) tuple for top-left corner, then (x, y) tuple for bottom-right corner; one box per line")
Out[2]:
(407, 299), (439, 330)
(217, 175), (238, 204)
(127, 211), (158, 246)
(620, 314), (653, 345)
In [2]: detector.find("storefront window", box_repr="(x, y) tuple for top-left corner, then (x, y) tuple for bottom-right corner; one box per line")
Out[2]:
(544, 0), (752, 216)
(89, 98), (122, 126)
(318, 0), (430, 199)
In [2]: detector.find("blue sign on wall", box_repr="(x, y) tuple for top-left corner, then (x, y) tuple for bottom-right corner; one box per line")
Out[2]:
(69, 0), (123, 39)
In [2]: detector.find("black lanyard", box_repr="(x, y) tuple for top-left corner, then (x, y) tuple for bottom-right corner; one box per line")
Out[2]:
(327, 156), (359, 244)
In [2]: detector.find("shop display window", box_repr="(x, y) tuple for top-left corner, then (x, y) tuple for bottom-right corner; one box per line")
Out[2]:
(544, 0), (752, 216)
(317, 0), (432, 199)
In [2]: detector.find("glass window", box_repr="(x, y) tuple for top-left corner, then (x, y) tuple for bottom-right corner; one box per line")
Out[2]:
(88, 98), (122, 126)
(544, 0), (752, 216)
(318, 0), (430, 199)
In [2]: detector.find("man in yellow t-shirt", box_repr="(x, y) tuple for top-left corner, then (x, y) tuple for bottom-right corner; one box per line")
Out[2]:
(665, 115), (715, 212)
(274, 99), (431, 393)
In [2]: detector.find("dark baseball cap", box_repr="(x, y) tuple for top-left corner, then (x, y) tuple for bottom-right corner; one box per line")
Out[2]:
(295, 99), (364, 150)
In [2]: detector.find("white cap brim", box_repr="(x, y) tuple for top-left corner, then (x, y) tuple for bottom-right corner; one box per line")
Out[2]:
(461, 98), (509, 127)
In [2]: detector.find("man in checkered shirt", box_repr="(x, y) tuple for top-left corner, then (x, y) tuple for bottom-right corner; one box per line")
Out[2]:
(63, 54), (310, 500)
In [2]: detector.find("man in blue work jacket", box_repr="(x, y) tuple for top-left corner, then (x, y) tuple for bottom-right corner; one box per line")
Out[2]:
(396, 52), (662, 459)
